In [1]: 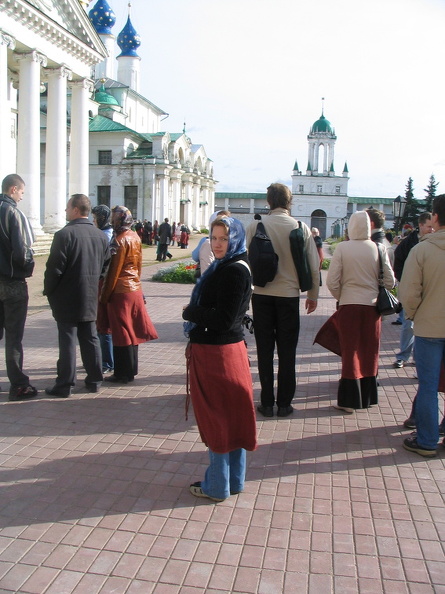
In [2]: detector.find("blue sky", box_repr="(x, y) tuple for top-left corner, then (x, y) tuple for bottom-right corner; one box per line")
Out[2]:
(107, 0), (445, 198)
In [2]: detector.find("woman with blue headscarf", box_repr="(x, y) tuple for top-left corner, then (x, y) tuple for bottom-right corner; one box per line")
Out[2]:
(183, 216), (257, 503)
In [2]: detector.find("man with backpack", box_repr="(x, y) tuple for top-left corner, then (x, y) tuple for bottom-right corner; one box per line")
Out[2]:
(246, 183), (320, 418)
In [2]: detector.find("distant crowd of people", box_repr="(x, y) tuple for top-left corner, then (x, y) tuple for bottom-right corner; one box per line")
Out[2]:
(1, 174), (444, 505)
(133, 218), (191, 252)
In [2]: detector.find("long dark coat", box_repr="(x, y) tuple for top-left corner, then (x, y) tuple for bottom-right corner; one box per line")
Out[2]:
(44, 218), (110, 323)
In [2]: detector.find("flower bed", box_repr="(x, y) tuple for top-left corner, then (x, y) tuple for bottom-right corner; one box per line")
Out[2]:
(151, 262), (197, 284)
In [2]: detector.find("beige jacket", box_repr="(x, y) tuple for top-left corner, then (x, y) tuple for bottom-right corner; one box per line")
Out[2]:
(327, 210), (395, 306)
(398, 229), (445, 337)
(246, 208), (320, 301)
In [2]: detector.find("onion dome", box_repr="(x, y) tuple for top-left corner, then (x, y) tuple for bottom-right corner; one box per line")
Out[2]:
(94, 82), (120, 106)
(89, 0), (116, 35)
(117, 14), (141, 57)
(310, 114), (333, 134)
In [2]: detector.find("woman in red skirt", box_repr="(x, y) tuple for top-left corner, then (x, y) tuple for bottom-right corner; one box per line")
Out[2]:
(100, 206), (158, 383)
(325, 210), (395, 412)
(183, 216), (257, 502)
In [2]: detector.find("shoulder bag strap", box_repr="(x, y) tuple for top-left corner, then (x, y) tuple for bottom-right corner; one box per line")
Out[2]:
(376, 243), (384, 286)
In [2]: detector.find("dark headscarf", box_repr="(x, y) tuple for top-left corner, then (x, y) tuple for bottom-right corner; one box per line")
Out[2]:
(111, 205), (133, 234)
(184, 216), (248, 337)
(91, 204), (111, 230)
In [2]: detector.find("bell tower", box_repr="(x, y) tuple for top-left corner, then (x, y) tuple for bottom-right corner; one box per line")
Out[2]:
(291, 101), (349, 239)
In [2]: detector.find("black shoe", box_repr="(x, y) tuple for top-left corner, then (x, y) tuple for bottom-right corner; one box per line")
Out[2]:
(167, 254), (172, 259)
(9, 385), (38, 402)
(277, 405), (294, 417)
(84, 381), (102, 393)
(403, 417), (416, 429)
(104, 375), (131, 384)
(45, 386), (71, 398)
(257, 405), (273, 417)
(391, 320), (402, 325)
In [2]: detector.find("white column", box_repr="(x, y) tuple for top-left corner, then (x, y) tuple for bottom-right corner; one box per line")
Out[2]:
(183, 179), (193, 225)
(69, 79), (93, 197)
(201, 183), (209, 227)
(192, 179), (201, 229)
(0, 32), (15, 180)
(15, 51), (47, 233)
(157, 173), (169, 220)
(44, 66), (72, 232)
(170, 172), (181, 224)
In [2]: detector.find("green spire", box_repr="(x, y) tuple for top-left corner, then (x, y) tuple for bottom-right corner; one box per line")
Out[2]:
(343, 161), (348, 173)
(293, 160), (299, 171)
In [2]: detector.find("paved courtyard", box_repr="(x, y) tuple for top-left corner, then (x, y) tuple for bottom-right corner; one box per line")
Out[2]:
(0, 253), (444, 593)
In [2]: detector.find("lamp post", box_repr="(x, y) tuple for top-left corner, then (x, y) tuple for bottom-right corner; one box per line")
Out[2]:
(392, 195), (407, 233)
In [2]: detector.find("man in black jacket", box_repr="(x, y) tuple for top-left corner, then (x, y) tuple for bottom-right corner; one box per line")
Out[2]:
(0, 174), (37, 401)
(44, 194), (110, 397)
(392, 212), (433, 370)
(157, 218), (171, 261)
(366, 208), (391, 247)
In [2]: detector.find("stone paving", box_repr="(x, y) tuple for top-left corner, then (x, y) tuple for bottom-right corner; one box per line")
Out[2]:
(0, 254), (444, 593)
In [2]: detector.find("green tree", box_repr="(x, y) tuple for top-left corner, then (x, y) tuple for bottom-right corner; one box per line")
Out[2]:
(423, 174), (439, 212)
(401, 177), (421, 227)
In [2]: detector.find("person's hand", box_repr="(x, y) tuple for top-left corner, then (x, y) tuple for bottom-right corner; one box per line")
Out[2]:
(305, 298), (317, 314)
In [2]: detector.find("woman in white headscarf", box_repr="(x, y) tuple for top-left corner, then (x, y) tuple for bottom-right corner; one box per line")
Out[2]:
(320, 211), (395, 412)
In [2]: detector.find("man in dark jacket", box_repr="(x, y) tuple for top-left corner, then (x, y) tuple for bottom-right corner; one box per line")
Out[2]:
(44, 194), (110, 397)
(157, 218), (171, 261)
(366, 208), (391, 247)
(0, 174), (37, 401)
(392, 212), (433, 374)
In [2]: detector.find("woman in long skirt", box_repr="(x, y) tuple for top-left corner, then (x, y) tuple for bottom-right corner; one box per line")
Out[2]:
(325, 210), (394, 412)
(100, 206), (158, 383)
(183, 216), (257, 502)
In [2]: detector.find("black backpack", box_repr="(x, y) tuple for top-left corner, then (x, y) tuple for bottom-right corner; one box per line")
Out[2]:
(289, 222), (312, 292)
(248, 217), (278, 287)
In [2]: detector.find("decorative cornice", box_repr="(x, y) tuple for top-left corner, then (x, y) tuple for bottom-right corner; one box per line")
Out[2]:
(42, 64), (73, 82)
(70, 78), (95, 93)
(1, 0), (106, 66)
(0, 30), (16, 50)
(14, 50), (48, 68)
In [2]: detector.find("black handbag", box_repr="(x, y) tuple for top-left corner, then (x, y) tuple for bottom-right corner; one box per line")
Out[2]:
(376, 245), (402, 316)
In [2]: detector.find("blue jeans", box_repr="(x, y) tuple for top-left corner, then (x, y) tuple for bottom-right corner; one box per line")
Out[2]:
(414, 336), (445, 450)
(99, 332), (114, 371)
(201, 448), (246, 500)
(396, 308), (415, 362)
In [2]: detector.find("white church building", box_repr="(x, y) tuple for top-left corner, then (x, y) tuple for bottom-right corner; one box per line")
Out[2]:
(0, 0), (215, 240)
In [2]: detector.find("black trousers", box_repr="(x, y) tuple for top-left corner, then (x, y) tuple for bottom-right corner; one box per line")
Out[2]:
(158, 243), (168, 260)
(252, 294), (300, 408)
(55, 321), (103, 390)
(0, 280), (29, 391)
